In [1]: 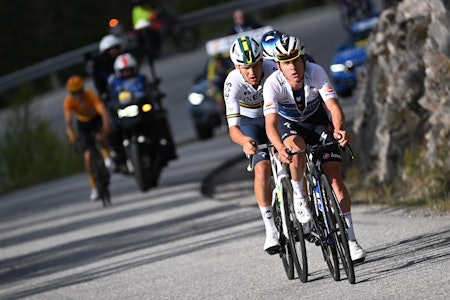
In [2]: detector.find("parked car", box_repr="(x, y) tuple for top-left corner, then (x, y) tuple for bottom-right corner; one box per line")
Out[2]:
(329, 16), (378, 97)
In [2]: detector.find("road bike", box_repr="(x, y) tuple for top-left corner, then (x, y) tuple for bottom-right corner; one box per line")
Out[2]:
(296, 140), (356, 284)
(85, 136), (112, 208)
(248, 143), (308, 282)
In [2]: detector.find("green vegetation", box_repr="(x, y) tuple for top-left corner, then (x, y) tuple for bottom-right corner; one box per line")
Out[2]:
(0, 88), (83, 196)
(346, 145), (450, 213)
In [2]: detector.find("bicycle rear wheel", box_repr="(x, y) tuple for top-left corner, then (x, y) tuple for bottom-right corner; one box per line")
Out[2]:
(273, 195), (295, 280)
(281, 177), (308, 282)
(306, 173), (340, 281)
(320, 174), (355, 284)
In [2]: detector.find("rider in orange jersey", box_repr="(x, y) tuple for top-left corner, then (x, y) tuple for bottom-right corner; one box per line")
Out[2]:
(63, 75), (111, 201)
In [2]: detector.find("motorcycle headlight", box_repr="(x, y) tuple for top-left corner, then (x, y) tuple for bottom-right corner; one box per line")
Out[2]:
(117, 105), (139, 118)
(188, 92), (205, 105)
(330, 63), (347, 73)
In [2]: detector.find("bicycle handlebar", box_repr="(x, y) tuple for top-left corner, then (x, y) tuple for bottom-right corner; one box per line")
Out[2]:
(246, 139), (354, 172)
(288, 139), (355, 162)
(246, 141), (269, 172)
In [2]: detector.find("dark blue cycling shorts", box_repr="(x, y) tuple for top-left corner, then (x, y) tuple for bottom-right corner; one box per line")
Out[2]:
(278, 113), (342, 163)
(240, 116), (270, 166)
(76, 115), (102, 152)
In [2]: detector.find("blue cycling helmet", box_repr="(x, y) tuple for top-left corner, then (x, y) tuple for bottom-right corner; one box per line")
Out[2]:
(261, 30), (283, 60)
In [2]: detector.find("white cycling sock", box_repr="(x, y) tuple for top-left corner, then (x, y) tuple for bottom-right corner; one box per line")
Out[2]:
(259, 206), (278, 234)
(291, 179), (305, 197)
(344, 212), (356, 241)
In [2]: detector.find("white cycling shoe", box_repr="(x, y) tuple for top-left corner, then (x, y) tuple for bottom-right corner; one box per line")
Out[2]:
(90, 189), (100, 201)
(264, 232), (280, 255)
(293, 193), (312, 224)
(348, 240), (367, 262)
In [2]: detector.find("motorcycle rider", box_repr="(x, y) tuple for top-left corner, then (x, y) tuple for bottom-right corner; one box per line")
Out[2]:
(63, 75), (111, 201)
(206, 53), (233, 118)
(108, 53), (177, 163)
(131, 0), (161, 79)
(87, 34), (129, 173)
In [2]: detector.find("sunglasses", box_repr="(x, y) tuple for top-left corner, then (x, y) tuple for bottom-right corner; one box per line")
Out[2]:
(276, 49), (301, 62)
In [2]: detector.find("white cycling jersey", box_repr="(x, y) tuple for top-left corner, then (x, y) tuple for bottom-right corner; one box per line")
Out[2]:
(263, 61), (337, 123)
(224, 60), (277, 127)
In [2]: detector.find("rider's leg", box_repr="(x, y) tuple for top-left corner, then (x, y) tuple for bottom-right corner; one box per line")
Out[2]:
(84, 149), (96, 191)
(322, 161), (350, 212)
(254, 160), (276, 230)
(284, 135), (312, 225)
(322, 162), (358, 241)
(284, 135), (307, 197)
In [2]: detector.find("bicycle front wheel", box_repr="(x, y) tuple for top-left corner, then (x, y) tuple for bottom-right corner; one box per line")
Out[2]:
(306, 173), (339, 281)
(280, 177), (308, 283)
(320, 174), (355, 284)
(91, 150), (111, 208)
(273, 193), (294, 280)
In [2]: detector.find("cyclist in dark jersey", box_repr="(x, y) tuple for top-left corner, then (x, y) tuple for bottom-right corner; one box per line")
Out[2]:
(263, 35), (366, 262)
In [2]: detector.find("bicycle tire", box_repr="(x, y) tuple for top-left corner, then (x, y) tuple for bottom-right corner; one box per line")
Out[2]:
(320, 174), (356, 284)
(91, 149), (111, 208)
(273, 194), (295, 280)
(305, 173), (340, 281)
(280, 177), (308, 282)
(129, 141), (154, 192)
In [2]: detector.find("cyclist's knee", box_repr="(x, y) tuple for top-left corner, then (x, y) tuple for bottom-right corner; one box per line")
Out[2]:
(285, 135), (305, 151)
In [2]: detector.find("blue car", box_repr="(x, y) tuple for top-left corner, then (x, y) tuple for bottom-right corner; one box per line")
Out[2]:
(330, 16), (378, 97)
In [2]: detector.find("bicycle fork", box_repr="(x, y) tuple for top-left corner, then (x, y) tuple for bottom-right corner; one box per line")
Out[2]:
(308, 174), (335, 246)
(274, 181), (289, 237)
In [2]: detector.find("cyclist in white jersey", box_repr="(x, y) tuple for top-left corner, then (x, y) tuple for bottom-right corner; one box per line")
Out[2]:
(263, 35), (366, 262)
(224, 36), (280, 255)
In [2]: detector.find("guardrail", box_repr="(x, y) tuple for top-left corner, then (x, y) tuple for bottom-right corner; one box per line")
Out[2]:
(0, 0), (299, 93)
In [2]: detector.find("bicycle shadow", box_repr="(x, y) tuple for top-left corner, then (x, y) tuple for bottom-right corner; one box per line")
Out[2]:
(355, 225), (450, 283)
(299, 225), (450, 284)
(0, 185), (263, 299)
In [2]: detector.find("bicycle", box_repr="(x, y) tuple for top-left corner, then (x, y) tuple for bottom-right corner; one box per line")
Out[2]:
(295, 140), (356, 284)
(90, 143), (111, 208)
(248, 143), (308, 282)
(75, 135), (112, 208)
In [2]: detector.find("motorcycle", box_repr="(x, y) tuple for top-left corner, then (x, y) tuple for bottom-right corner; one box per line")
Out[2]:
(187, 76), (222, 140)
(115, 81), (175, 191)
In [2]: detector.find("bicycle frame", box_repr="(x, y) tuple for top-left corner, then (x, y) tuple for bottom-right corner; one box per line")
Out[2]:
(270, 149), (291, 236)
(300, 140), (356, 283)
(248, 144), (290, 235)
(248, 142), (308, 282)
(306, 150), (335, 239)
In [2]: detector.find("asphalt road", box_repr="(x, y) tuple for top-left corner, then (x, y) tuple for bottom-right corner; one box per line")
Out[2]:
(1, 3), (450, 300)
(1, 132), (449, 300)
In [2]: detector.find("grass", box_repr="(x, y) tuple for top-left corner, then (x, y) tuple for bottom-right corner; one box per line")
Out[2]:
(345, 145), (450, 214)
(0, 87), (83, 196)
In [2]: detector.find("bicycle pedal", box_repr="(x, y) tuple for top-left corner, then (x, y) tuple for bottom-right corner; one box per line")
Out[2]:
(306, 235), (319, 245)
(265, 245), (281, 255)
(353, 257), (366, 264)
